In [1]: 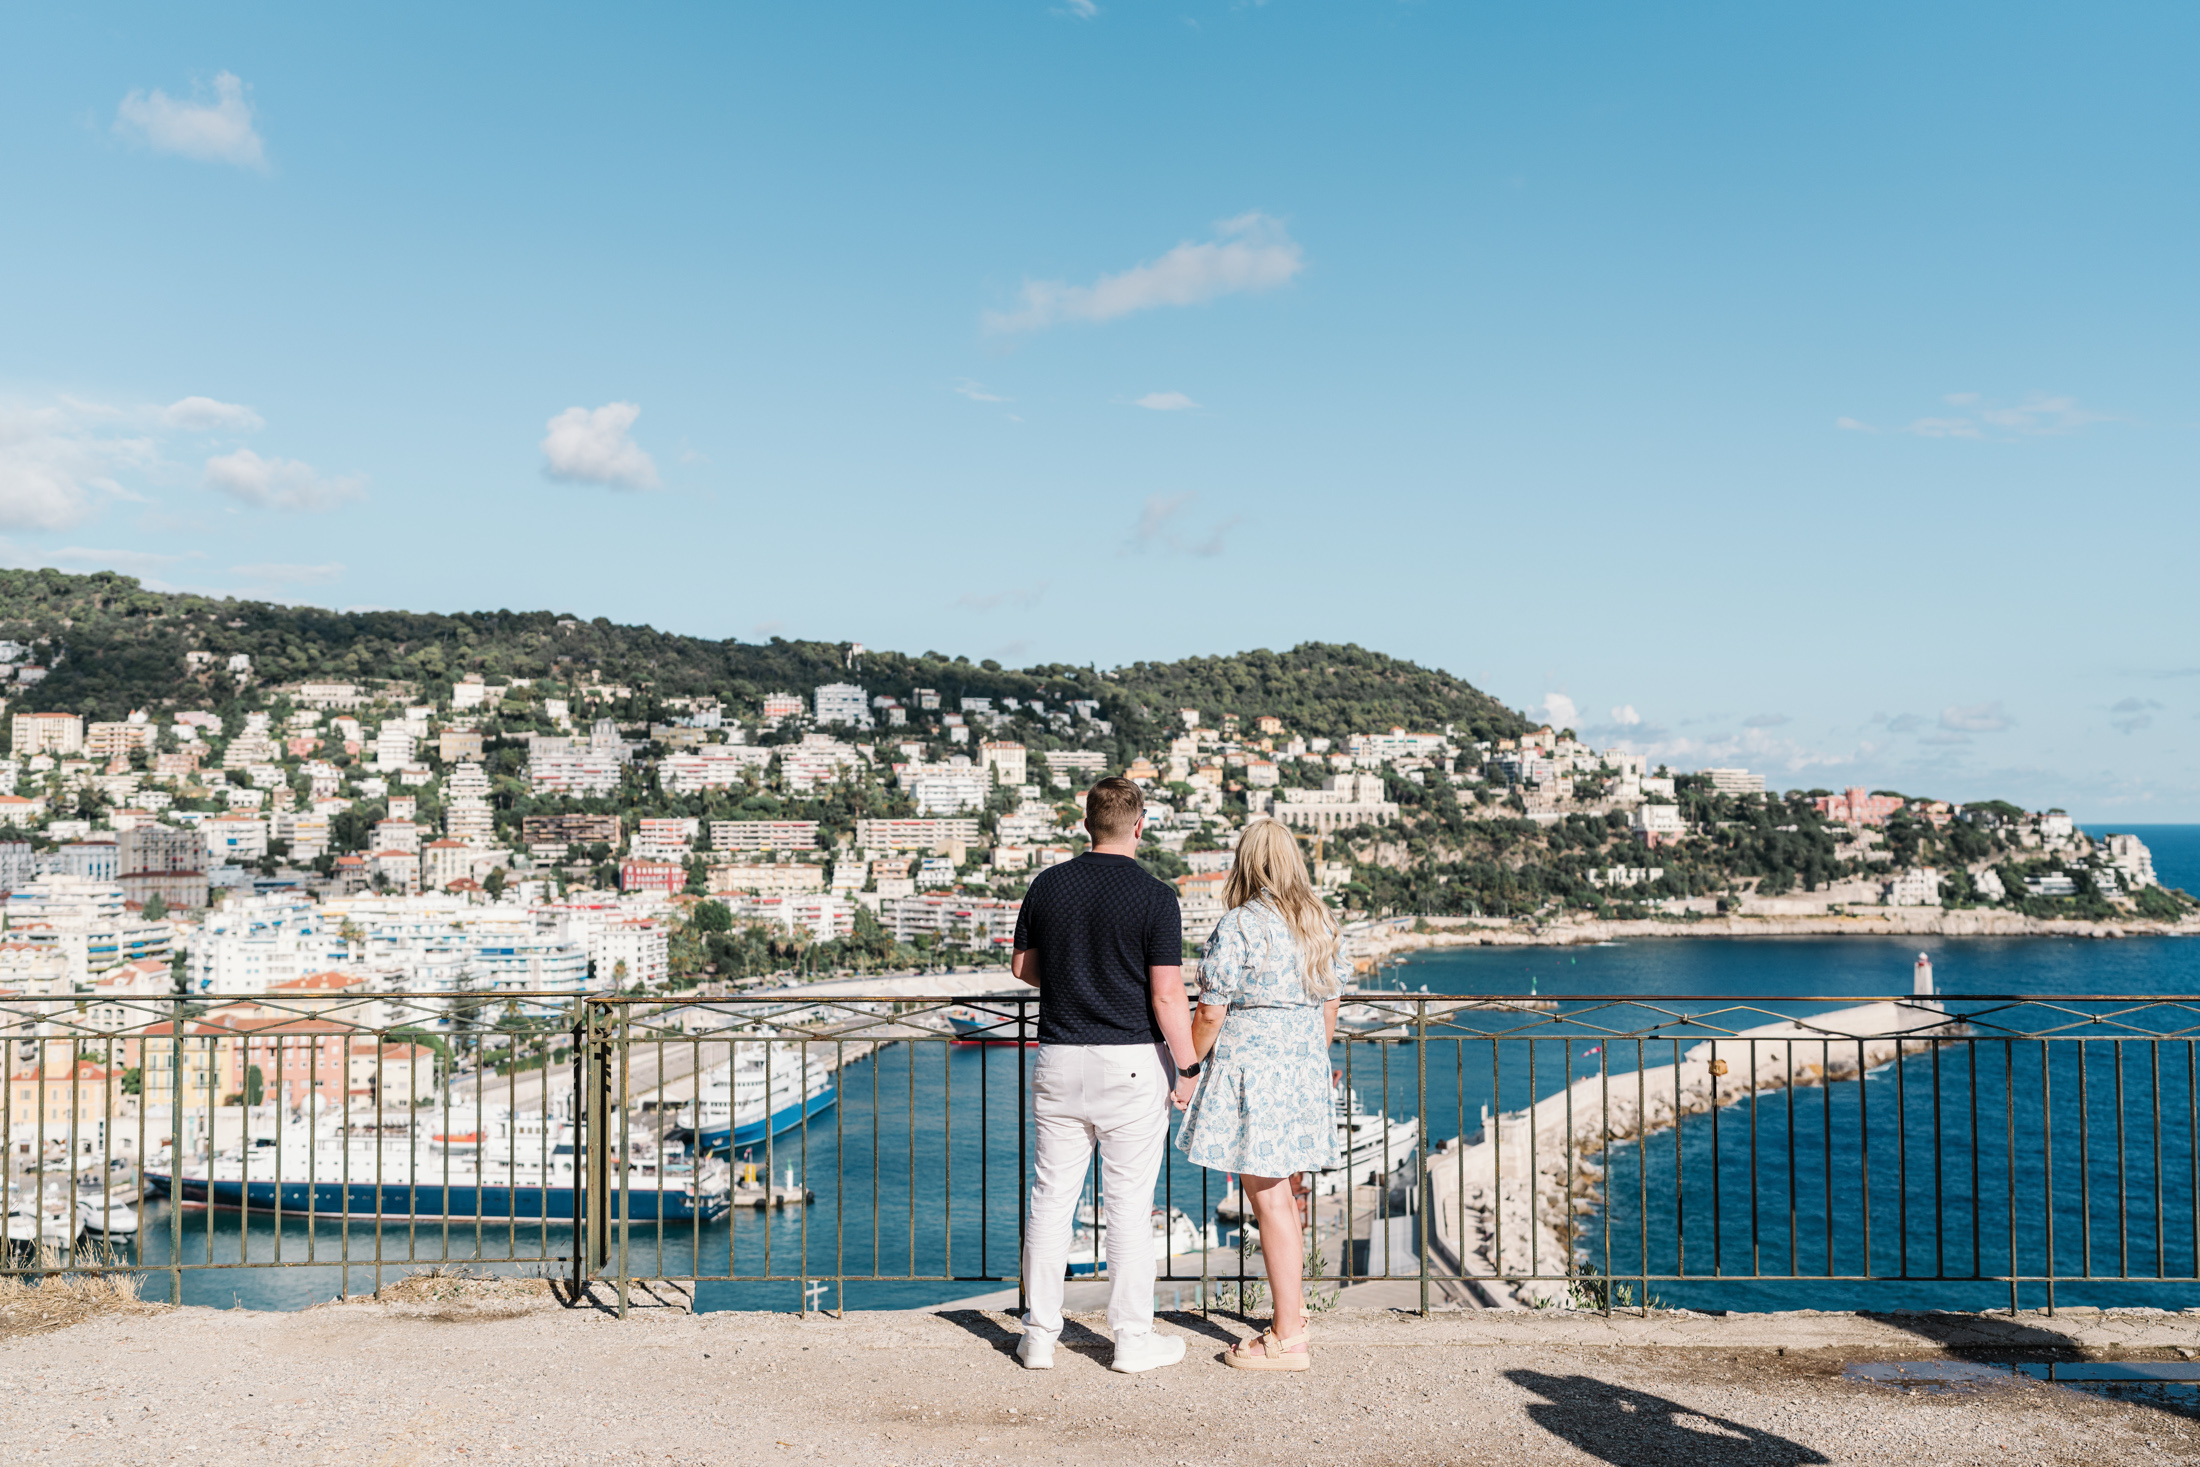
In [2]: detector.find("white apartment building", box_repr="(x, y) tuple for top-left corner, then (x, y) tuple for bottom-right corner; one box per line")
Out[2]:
(273, 812), (331, 861)
(0, 841), (34, 893)
(1042, 750), (1108, 788)
(1272, 774), (1400, 832)
(373, 724), (416, 771)
(1629, 804), (1688, 845)
(373, 818), (422, 854)
(730, 894), (854, 943)
(1347, 729), (1448, 764)
(2105, 834), (2158, 887)
(203, 814), (270, 863)
(708, 863), (825, 897)
(979, 741), (1027, 788)
(420, 839), (475, 893)
(813, 683), (872, 729)
(527, 746), (624, 798)
(711, 820), (820, 854)
(908, 766), (989, 816)
(781, 734), (865, 794)
(594, 919), (670, 989)
(53, 841), (119, 881)
(875, 894), (1019, 951)
(661, 744), (772, 794)
(445, 797), (494, 846)
(189, 895), (353, 995)
(855, 818), (983, 852)
(1704, 768), (1766, 795)
(11, 712), (83, 756)
(1884, 868), (1944, 907)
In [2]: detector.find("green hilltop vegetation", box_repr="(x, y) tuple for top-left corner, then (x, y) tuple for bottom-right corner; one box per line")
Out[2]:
(0, 568), (1532, 752)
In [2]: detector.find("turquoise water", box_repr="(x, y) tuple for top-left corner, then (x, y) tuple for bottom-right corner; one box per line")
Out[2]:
(115, 825), (2200, 1312)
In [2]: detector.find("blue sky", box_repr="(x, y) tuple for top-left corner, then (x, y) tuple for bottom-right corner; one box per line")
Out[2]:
(2, 3), (2196, 817)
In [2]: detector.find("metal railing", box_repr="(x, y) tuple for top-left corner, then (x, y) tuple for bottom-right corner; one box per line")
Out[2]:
(7, 990), (2200, 1317)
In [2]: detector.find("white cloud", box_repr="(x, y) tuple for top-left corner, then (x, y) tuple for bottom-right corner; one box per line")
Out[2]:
(985, 213), (1303, 334)
(1900, 392), (2111, 440)
(1059, 0), (1099, 16)
(161, 396), (263, 432)
(1835, 417), (1877, 433)
(541, 403), (659, 491)
(1130, 492), (1193, 550)
(1539, 693), (1579, 730)
(228, 561), (344, 585)
(2110, 697), (2163, 735)
(1134, 392), (1199, 411)
(203, 448), (364, 511)
(1743, 712), (1791, 728)
(1608, 705), (1640, 726)
(1939, 701), (2014, 734)
(953, 380), (1009, 403)
(115, 72), (266, 170)
(0, 404), (156, 531)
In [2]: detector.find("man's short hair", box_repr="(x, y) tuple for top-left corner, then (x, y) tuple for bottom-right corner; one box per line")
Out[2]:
(1085, 776), (1145, 842)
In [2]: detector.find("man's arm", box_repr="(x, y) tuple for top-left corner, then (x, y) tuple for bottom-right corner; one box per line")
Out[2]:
(1011, 948), (1040, 989)
(1150, 964), (1198, 1107)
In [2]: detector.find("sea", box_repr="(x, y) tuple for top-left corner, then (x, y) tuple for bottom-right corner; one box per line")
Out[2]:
(124, 824), (2200, 1313)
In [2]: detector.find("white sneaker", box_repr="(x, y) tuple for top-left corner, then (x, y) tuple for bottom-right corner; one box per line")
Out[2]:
(1108, 1329), (1185, 1374)
(1015, 1330), (1055, 1370)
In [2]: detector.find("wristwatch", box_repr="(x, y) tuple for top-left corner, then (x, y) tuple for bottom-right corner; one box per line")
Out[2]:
(1177, 1059), (1203, 1078)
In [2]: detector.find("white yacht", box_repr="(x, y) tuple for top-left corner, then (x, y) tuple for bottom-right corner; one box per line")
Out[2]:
(1066, 1206), (1214, 1276)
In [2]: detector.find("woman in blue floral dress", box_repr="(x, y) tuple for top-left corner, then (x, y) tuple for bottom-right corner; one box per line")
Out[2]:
(1176, 817), (1346, 1371)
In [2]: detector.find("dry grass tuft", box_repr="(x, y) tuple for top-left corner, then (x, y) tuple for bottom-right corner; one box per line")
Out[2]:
(0, 1247), (162, 1337)
(351, 1264), (558, 1307)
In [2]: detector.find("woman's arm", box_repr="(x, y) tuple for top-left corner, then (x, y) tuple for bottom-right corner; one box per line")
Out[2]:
(1191, 1002), (1227, 1060)
(1322, 997), (1340, 1047)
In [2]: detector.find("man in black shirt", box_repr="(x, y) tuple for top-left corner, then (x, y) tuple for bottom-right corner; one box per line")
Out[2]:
(1009, 776), (1198, 1374)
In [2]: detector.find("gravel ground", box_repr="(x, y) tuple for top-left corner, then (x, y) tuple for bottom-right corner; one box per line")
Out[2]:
(3, 1284), (2199, 1465)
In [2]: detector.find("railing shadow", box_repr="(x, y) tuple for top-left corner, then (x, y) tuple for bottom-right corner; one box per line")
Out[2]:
(1507, 1370), (1830, 1466)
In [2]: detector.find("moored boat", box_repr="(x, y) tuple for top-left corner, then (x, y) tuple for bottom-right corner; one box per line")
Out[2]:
(676, 1045), (837, 1153)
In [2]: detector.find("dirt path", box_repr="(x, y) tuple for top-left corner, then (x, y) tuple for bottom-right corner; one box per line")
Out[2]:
(5, 1287), (2199, 1464)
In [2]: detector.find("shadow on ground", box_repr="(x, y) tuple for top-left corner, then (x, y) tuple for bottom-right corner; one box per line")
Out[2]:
(1508, 1370), (1831, 1466)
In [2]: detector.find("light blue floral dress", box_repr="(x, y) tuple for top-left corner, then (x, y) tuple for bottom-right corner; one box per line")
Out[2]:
(1175, 900), (1346, 1178)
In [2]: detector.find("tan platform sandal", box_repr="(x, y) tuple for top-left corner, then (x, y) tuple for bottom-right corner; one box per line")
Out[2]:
(1223, 1326), (1311, 1372)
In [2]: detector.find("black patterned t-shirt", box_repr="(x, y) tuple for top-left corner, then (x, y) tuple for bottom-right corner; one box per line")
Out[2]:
(1012, 853), (1183, 1045)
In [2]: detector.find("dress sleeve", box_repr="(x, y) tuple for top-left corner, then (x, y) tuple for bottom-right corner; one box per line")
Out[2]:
(1197, 909), (1246, 1006)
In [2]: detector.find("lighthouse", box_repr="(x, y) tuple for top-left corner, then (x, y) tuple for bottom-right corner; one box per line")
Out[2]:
(1913, 952), (1935, 997)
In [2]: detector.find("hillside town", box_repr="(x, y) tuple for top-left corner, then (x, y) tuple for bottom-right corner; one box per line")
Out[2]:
(0, 650), (2174, 1039)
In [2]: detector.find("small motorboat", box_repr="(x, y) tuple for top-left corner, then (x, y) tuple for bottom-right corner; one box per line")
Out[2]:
(77, 1198), (139, 1236)
(5, 1198), (84, 1247)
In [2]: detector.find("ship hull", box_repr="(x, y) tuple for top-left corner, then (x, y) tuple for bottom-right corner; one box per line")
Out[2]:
(141, 1173), (718, 1222)
(699, 1082), (837, 1153)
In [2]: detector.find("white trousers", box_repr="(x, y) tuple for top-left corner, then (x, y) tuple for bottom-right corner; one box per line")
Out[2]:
(1021, 1042), (1170, 1340)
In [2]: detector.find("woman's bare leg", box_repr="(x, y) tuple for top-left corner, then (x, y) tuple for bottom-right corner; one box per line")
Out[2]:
(1240, 1172), (1306, 1345)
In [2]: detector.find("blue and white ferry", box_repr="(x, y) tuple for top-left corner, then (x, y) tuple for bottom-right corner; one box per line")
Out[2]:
(677, 1044), (837, 1153)
(145, 1111), (730, 1222)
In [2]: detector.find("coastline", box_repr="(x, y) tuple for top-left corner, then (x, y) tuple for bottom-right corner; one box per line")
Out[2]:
(1354, 909), (2200, 960)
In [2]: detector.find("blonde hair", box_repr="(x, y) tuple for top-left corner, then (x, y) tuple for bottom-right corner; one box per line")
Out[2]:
(1223, 818), (1342, 1000)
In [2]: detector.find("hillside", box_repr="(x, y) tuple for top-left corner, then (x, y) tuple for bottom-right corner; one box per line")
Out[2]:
(0, 569), (1531, 746)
